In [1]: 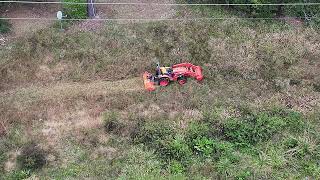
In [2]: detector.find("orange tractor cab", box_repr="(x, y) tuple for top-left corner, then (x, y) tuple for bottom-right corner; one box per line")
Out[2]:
(143, 62), (203, 91)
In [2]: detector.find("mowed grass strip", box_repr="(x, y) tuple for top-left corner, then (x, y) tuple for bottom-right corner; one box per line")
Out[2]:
(0, 77), (143, 107)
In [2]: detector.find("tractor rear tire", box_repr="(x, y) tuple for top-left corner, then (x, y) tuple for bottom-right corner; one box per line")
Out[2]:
(178, 76), (187, 85)
(159, 78), (169, 86)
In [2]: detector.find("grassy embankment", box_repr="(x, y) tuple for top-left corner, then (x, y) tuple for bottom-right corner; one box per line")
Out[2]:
(1, 4), (320, 179)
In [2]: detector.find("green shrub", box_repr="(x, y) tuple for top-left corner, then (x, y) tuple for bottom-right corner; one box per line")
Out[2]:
(189, 0), (279, 17)
(63, 0), (87, 19)
(193, 137), (237, 161)
(16, 143), (46, 171)
(0, 19), (11, 33)
(193, 137), (215, 157)
(168, 160), (185, 174)
(185, 122), (211, 143)
(300, 162), (320, 178)
(284, 137), (299, 149)
(132, 121), (192, 162)
(296, 141), (313, 159)
(96, 108), (320, 178)
(223, 113), (286, 146)
(164, 135), (192, 161)
(268, 109), (304, 132)
(212, 141), (237, 161)
(284, 111), (304, 133)
(235, 170), (253, 180)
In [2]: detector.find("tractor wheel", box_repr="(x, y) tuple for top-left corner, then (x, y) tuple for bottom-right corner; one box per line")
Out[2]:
(159, 78), (169, 87)
(178, 76), (187, 85)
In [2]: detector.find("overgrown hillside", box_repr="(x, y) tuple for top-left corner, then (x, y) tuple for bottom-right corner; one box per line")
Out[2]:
(0, 3), (320, 180)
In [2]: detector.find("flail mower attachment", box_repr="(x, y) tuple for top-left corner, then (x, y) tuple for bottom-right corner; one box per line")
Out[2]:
(143, 63), (203, 92)
(143, 72), (156, 92)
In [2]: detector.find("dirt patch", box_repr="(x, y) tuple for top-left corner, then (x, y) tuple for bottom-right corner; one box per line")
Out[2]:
(96, 0), (176, 19)
(4, 150), (21, 172)
(0, 121), (7, 137)
(69, 0), (177, 32)
(1, 4), (59, 38)
(71, 19), (105, 32)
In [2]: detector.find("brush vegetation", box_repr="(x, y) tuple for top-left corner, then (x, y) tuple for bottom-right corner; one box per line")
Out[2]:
(0, 3), (320, 180)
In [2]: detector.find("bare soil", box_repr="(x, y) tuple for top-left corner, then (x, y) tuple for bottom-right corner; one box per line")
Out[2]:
(1, 4), (60, 38)
(96, 0), (176, 19)
(70, 0), (177, 32)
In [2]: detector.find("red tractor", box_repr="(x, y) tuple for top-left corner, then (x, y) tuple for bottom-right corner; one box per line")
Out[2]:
(143, 62), (203, 91)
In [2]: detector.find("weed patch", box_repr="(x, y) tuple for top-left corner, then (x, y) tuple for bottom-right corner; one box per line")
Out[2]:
(132, 119), (175, 150)
(0, 19), (11, 33)
(223, 113), (286, 146)
(103, 111), (125, 135)
(16, 142), (46, 171)
(5, 170), (31, 180)
(127, 107), (319, 179)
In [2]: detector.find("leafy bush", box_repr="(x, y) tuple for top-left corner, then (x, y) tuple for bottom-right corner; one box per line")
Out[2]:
(283, 111), (304, 133)
(164, 135), (192, 161)
(284, 137), (299, 149)
(212, 141), (237, 161)
(223, 112), (286, 146)
(185, 122), (211, 143)
(193, 137), (215, 157)
(168, 160), (185, 174)
(63, 0), (87, 19)
(235, 170), (252, 180)
(125, 108), (318, 179)
(193, 137), (237, 161)
(16, 143), (46, 171)
(0, 19), (11, 33)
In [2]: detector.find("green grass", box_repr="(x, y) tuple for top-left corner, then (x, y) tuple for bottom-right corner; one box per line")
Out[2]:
(0, 19), (11, 33)
(63, 0), (87, 19)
